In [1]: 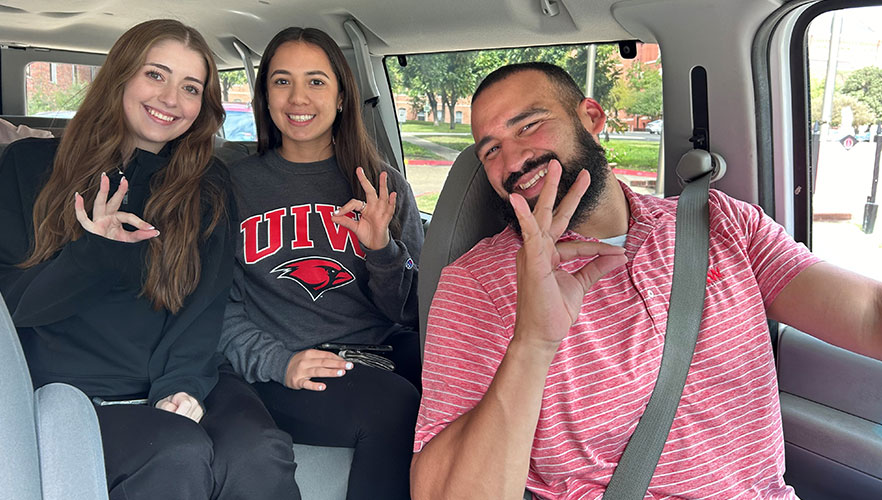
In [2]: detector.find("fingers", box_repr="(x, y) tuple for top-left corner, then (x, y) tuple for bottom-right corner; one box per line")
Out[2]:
(330, 213), (358, 233)
(355, 167), (380, 202)
(569, 252), (629, 290)
(115, 212), (160, 242)
(287, 349), (354, 391)
(377, 171), (390, 202)
(73, 192), (95, 232)
(510, 193), (540, 241)
(171, 393), (204, 423)
(154, 395), (177, 413)
(92, 172), (110, 219)
(555, 240), (626, 261)
(549, 169), (591, 238)
(533, 159), (562, 229)
(105, 176), (129, 213)
(335, 198), (365, 216)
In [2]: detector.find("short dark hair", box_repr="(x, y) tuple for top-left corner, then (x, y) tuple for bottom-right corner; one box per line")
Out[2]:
(473, 62), (585, 110)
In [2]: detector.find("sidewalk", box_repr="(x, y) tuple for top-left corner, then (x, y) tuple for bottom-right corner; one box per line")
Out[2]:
(401, 133), (460, 161)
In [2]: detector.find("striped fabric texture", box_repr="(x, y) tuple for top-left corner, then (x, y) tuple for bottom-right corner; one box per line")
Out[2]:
(415, 186), (819, 499)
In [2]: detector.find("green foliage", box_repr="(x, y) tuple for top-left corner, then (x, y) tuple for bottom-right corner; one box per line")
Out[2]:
(27, 81), (87, 114)
(415, 192), (440, 213)
(418, 135), (474, 152)
(402, 141), (443, 160)
(625, 63), (663, 117)
(603, 140), (660, 172)
(400, 122), (472, 133)
(390, 43), (622, 129)
(219, 70), (247, 101)
(842, 66), (882, 120)
(812, 93), (875, 129)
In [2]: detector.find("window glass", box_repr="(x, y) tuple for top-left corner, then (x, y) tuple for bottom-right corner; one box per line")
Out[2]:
(219, 69), (256, 141)
(806, 7), (882, 281)
(386, 43), (663, 214)
(25, 61), (98, 117)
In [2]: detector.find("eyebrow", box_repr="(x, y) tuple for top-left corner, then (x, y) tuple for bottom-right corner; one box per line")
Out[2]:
(146, 62), (204, 85)
(269, 69), (332, 79)
(475, 107), (549, 154)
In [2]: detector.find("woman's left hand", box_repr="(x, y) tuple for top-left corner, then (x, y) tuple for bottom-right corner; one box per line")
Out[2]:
(155, 392), (204, 423)
(332, 167), (397, 250)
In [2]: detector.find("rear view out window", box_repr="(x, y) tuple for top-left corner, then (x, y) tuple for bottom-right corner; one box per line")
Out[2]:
(385, 42), (663, 213)
(25, 61), (99, 117)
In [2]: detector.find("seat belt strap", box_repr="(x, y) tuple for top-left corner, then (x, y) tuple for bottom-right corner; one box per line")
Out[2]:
(602, 166), (712, 499)
(602, 65), (718, 500)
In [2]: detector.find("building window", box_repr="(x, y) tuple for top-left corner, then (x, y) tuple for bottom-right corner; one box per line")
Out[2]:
(455, 111), (463, 124)
(49, 63), (57, 84)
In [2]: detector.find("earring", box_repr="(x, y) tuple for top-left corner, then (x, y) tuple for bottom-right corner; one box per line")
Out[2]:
(337, 106), (343, 113)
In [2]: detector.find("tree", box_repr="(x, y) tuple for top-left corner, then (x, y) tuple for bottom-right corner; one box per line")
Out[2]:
(842, 66), (882, 121)
(811, 93), (875, 131)
(219, 70), (247, 102)
(624, 62), (663, 118)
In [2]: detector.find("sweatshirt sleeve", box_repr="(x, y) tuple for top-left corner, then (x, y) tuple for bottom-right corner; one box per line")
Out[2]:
(363, 166), (424, 328)
(0, 139), (145, 326)
(218, 262), (296, 385)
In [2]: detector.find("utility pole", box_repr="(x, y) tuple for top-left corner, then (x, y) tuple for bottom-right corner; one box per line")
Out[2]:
(585, 44), (597, 98)
(863, 123), (881, 234)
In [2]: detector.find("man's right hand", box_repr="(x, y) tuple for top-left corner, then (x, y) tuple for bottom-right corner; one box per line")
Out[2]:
(509, 159), (627, 350)
(284, 349), (354, 391)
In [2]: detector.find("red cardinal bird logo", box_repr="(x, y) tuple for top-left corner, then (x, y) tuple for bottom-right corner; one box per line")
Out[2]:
(271, 257), (355, 301)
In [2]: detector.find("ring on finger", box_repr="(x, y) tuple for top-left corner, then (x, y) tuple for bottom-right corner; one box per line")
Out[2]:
(359, 200), (366, 212)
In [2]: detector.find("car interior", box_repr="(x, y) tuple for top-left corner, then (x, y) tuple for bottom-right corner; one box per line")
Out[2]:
(1, 0), (881, 499)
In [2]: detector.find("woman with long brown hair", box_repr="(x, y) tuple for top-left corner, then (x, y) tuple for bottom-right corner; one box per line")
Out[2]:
(219, 27), (423, 499)
(0, 19), (299, 499)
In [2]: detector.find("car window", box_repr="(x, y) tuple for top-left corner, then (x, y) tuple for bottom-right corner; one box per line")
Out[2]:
(25, 61), (99, 116)
(219, 69), (256, 141)
(385, 43), (663, 213)
(806, 7), (882, 281)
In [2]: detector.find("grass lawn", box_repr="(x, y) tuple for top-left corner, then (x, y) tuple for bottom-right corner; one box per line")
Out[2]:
(415, 192), (440, 213)
(418, 135), (475, 152)
(403, 141), (443, 160)
(602, 139), (660, 172)
(400, 121), (472, 134)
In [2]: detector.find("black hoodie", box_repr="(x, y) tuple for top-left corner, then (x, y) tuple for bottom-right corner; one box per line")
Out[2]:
(0, 137), (235, 407)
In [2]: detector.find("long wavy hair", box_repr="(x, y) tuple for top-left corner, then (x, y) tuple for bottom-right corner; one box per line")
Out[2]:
(21, 19), (227, 313)
(253, 27), (401, 238)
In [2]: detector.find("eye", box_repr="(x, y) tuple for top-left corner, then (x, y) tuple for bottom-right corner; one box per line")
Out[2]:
(310, 78), (326, 86)
(520, 121), (538, 133)
(146, 70), (163, 81)
(483, 145), (500, 160)
(272, 77), (290, 86)
(183, 84), (201, 96)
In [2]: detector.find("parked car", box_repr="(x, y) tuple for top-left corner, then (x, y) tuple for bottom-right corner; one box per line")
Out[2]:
(645, 118), (663, 134)
(221, 102), (256, 142)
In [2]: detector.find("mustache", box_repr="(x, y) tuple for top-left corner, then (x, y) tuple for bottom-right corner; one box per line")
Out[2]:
(502, 153), (559, 194)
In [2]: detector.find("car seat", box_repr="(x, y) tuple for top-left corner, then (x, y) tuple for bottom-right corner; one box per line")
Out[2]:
(0, 292), (108, 500)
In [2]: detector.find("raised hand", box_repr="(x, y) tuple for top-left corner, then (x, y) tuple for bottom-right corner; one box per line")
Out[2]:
(510, 159), (628, 349)
(284, 349), (354, 391)
(74, 172), (160, 243)
(332, 167), (397, 250)
(155, 392), (204, 423)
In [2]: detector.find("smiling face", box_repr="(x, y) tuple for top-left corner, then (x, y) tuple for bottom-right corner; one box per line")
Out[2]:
(266, 41), (343, 162)
(473, 70), (604, 201)
(473, 69), (611, 234)
(121, 39), (206, 154)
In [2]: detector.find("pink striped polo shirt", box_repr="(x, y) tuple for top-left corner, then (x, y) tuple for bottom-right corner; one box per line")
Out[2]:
(415, 185), (819, 499)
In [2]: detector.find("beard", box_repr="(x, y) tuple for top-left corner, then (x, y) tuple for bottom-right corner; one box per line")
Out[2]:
(492, 122), (609, 236)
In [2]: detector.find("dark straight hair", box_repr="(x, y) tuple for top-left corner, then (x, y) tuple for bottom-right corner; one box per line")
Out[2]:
(253, 27), (401, 238)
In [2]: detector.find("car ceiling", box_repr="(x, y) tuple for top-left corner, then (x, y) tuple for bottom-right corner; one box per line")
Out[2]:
(0, 0), (637, 69)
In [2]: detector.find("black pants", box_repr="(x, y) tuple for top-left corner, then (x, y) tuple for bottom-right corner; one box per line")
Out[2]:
(96, 365), (301, 500)
(255, 327), (421, 500)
